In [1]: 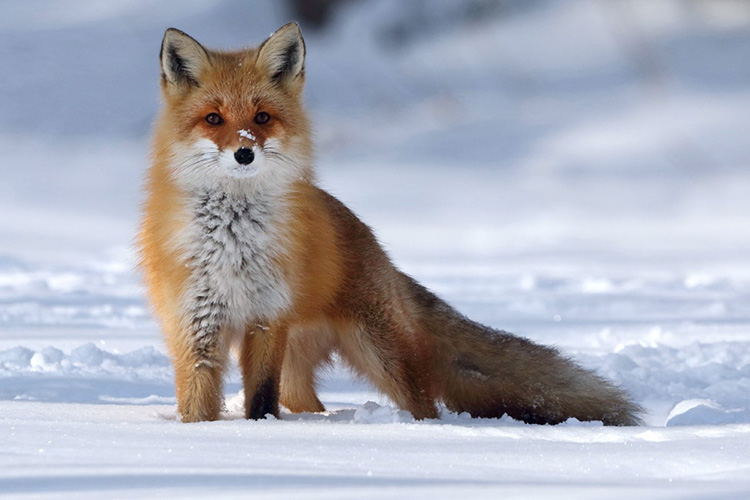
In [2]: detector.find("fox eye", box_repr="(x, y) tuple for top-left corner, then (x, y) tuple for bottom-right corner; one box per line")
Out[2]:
(254, 112), (270, 125)
(205, 113), (223, 126)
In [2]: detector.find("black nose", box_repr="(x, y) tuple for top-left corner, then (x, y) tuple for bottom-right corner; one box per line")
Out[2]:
(234, 147), (255, 165)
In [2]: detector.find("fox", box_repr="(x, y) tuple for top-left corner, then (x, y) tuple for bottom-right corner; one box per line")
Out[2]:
(138, 23), (642, 425)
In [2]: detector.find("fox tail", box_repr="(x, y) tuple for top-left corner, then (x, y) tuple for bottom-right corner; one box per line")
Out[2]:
(406, 275), (643, 426)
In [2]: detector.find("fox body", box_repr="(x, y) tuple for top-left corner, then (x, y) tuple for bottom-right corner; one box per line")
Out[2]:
(139, 24), (642, 425)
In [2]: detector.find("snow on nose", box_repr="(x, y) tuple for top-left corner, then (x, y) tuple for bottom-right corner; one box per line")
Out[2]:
(238, 129), (256, 141)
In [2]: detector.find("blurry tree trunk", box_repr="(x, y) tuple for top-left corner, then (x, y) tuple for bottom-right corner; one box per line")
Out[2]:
(601, 0), (669, 91)
(286, 0), (354, 30)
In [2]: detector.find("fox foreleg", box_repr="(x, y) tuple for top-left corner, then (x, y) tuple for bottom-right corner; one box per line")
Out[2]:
(240, 322), (290, 419)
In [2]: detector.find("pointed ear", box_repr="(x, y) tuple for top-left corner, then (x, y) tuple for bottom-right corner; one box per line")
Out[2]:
(256, 22), (306, 87)
(160, 28), (210, 88)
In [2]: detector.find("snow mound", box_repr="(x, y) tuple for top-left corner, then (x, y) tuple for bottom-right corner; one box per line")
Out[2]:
(583, 341), (750, 425)
(0, 344), (174, 404)
(666, 399), (750, 426)
(0, 343), (170, 378)
(352, 401), (415, 423)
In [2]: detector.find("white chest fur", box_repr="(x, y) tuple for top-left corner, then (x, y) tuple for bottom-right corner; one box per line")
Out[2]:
(180, 190), (292, 345)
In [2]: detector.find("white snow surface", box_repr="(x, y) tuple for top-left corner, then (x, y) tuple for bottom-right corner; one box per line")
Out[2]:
(2, 0), (750, 498)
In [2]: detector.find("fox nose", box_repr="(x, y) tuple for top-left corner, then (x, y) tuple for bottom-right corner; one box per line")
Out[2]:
(234, 147), (255, 165)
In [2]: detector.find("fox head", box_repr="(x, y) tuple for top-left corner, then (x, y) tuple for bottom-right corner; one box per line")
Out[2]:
(156, 23), (312, 192)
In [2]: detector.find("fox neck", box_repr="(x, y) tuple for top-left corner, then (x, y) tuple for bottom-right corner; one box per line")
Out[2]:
(180, 186), (293, 343)
(152, 147), (305, 338)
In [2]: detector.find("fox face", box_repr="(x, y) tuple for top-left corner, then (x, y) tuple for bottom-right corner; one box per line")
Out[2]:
(157, 24), (312, 192)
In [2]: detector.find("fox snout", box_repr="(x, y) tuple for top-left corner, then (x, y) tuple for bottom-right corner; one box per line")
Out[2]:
(234, 147), (255, 165)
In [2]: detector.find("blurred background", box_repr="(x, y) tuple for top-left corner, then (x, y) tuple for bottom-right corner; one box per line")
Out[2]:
(1, 0), (750, 348)
(1, 0), (749, 264)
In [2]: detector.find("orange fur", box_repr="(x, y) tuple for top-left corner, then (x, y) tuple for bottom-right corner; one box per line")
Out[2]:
(139, 25), (642, 425)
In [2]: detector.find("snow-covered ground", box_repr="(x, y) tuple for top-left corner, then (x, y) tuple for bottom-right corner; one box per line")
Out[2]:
(2, 1), (750, 498)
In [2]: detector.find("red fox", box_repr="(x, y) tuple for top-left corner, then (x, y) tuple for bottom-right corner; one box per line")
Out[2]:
(139, 23), (642, 425)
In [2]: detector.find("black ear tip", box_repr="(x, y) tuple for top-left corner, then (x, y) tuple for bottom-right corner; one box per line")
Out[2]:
(163, 27), (190, 41)
(278, 21), (303, 36)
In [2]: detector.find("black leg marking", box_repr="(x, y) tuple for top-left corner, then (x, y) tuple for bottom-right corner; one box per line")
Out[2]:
(247, 377), (279, 420)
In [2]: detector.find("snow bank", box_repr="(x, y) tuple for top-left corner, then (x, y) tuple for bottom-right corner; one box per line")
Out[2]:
(0, 343), (173, 404)
(2, 334), (748, 427)
(0, 343), (169, 378)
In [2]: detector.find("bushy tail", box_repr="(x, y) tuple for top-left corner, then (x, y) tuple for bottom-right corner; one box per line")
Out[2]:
(405, 275), (643, 426)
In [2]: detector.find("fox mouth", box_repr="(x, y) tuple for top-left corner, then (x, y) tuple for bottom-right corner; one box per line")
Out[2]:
(228, 163), (260, 178)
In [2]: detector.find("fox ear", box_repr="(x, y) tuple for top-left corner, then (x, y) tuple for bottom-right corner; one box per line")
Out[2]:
(160, 28), (210, 88)
(257, 22), (306, 87)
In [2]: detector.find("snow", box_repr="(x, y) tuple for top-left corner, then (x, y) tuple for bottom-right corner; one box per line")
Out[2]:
(2, 0), (750, 498)
(3, 401), (746, 500)
(238, 129), (256, 141)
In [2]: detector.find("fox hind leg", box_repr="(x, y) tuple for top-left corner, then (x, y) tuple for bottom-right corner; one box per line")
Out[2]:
(337, 320), (439, 420)
(280, 325), (335, 413)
